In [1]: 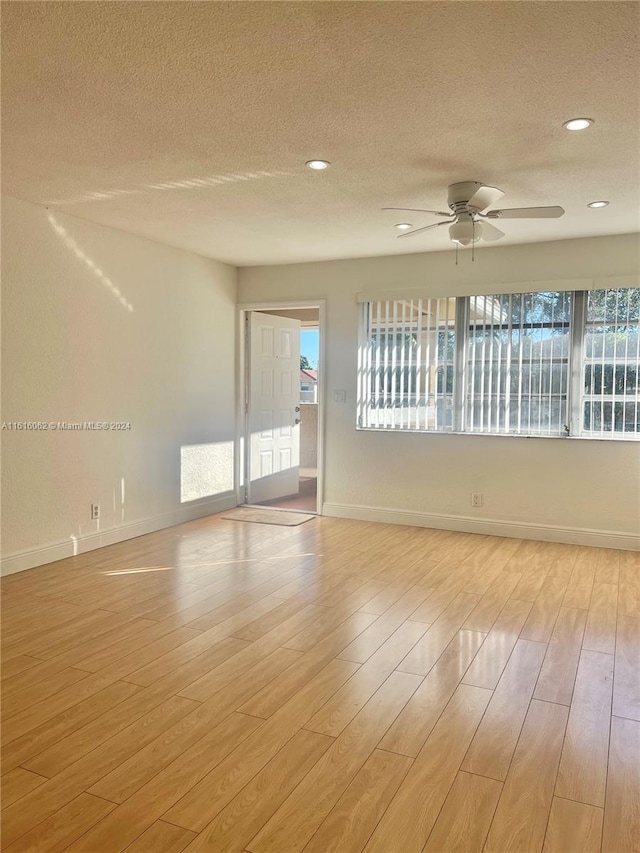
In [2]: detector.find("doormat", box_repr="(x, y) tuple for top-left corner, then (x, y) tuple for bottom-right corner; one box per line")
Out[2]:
(221, 508), (315, 527)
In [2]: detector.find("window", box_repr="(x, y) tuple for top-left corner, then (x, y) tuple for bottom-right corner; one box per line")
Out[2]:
(358, 299), (455, 430)
(466, 292), (571, 435)
(582, 288), (640, 436)
(358, 287), (640, 439)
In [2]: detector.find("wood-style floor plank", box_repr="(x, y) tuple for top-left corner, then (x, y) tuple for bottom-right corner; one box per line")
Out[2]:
(162, 658), (360, 834)
(534, 606), (587, 705)
(508, 548), (549, 601)
(302, 749), (412, 853)
(397, 592), (480, 676)
(337, 585), (433, 663)
(1, 680), (141, 775)
(1, 626), (205, 746)
(237, 611), (377, 719)
(22, 676), (203, 779)
(86, 649), (300, 804)
(1, 656), (73, 702)
(544, 543), (578, 582)
(461, 638), (547, 780)
(1, 666), (91, 720)
(583, 582), (618, 655)
(408, 577), (466, 624)
(595, 549), (620, 585)
(0, 654), (43, 680)
(543, 797), (604, 853)
(555, 649), (614, 807)
(602, 715), (640, 853)
(2, 792), (116, 853)
(307, 620), (427, 736)
(36, 615), (158, 667)
(0, 766), (48, 808)
(60, 713), (263, 853)
(613, 614), (640, 721)
(379, 629), (485, 757)
(121, 596), (287, 686)
(125, 821), (197, 853)
(180, 729), (334, 853)
(563, 548), (598, 610)
(422, 770), (502, 853)
(2, 695), (200, 847)
(462, 598), (531, 690)
(246, 671), (421, 853)
(1, 514), (637, 853)
(363, 684), (492, 853)
(463, 570), (522, 633)
(520, 575), (569, 643)
(618, 552), (640, 618)
(484, 699), (568, 853)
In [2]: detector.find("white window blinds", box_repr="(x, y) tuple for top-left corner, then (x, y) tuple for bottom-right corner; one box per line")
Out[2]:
(358, 286), (640, 439)
(466, 292), (571, 435)
(582, 288), (640, 436)
(358, 298), (455, 430)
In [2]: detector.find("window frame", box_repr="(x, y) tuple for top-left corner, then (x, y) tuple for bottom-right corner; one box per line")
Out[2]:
(357, 287), (639, 441)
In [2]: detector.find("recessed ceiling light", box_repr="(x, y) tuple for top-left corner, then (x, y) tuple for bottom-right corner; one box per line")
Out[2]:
(306, 160), (330, 170)
(587, 200), (609, 208)
(395, 223), (412, 230)
(563, 117), (594, 131)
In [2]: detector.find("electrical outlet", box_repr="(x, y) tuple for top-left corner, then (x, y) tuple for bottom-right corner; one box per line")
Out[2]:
(471, 492), (482, 508)
(91, 503), (100, 520)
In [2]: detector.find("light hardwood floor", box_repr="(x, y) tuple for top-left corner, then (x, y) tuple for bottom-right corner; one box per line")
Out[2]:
(1, 514), (638, 853)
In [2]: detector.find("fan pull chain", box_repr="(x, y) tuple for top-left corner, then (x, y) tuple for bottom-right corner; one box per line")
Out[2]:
(455, 243), (458, 265)
(472, 219), (475, 262)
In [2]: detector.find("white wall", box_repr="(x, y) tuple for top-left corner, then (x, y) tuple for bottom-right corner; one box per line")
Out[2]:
(239, 234), (640, 549)
(1, 196), (238, 573)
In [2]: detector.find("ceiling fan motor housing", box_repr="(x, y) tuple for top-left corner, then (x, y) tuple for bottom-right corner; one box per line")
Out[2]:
(447, 181), (485, 211)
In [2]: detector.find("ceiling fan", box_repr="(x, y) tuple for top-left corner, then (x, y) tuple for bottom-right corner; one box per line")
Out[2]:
(384, 181), (565, 246)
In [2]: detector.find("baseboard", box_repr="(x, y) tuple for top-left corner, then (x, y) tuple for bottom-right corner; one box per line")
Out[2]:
(5, 496), (636, 576)
(322, 502), (640, 551)
(0, 493), (238, 576)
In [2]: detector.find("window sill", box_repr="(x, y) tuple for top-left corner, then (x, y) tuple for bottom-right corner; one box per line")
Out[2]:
(355, 426), (640, 442)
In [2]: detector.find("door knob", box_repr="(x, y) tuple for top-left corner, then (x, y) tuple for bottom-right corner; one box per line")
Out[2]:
(294, 418), (301, 425)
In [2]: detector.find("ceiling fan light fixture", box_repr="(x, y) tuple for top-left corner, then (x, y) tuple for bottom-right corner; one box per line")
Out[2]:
(449, 218), (482, 246)
(587, 200), (609, 208)
(395, 222), (412, 230)
(563, 117), (594, 131)
(306, 159), (330, 170)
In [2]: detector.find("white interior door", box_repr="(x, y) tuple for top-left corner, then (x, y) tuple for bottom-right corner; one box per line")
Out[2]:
(247, 312), (301, 504)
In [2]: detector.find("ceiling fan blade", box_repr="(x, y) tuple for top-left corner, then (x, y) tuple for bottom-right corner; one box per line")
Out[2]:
(480, 220), (505, 242)
(398, 221), (450, 238)
(382, 207), (453, 217)
(466, 185), (505, 212)
(486, 205), (565, 219)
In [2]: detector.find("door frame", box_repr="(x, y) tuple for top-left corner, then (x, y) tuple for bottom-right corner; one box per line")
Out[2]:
(236, 299), (326, 514)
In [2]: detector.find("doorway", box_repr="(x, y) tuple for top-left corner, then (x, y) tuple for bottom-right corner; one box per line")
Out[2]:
(238, 301), (324, 514)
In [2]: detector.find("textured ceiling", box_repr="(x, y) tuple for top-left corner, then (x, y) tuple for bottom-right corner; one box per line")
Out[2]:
(2, 1), (639, 266)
